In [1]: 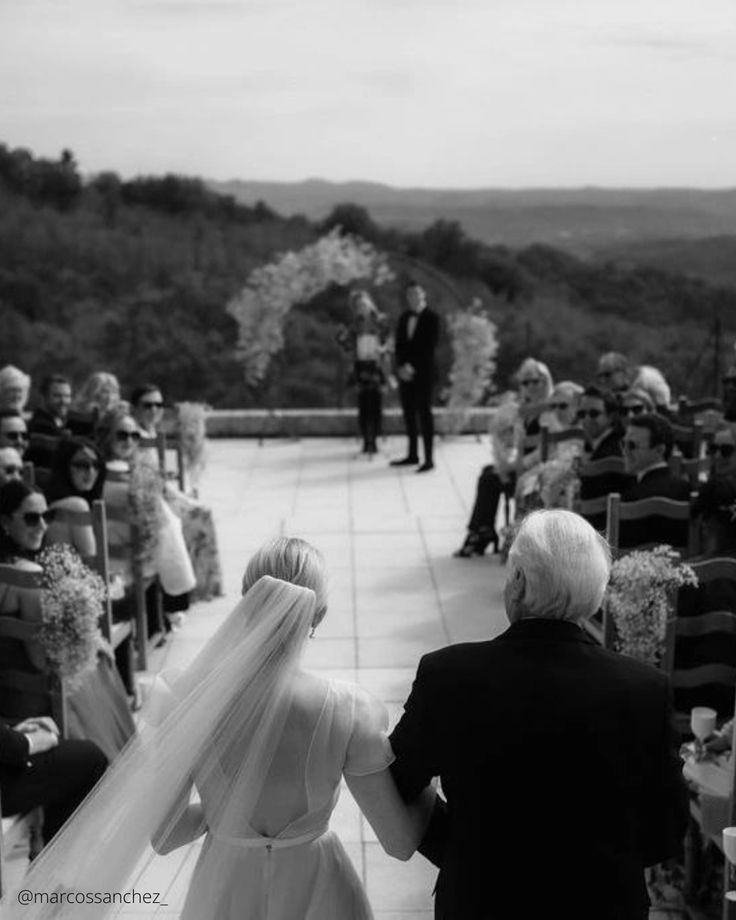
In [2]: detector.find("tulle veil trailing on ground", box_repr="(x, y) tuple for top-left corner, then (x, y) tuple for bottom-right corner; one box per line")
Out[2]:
(2, 575), (316, 919)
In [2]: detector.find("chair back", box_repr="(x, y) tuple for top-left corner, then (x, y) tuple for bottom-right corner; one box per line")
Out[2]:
(606, 491), (700, 557)
(677, 395), (723, 417)
(669, 420), (705, 461)
(139, 430), (185, 492)
(661, 558), (736, 727)
(0, 564), (66, 733)
(578, 456), (627, 479)
(540, 426), (585, 462)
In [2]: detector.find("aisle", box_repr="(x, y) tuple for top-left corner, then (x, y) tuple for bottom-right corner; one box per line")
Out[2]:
(132, 434), (509, 918)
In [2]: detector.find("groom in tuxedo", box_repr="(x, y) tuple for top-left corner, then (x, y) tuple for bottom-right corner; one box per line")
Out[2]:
(390, 283), (440, 473)
(390, 509), (689, 920)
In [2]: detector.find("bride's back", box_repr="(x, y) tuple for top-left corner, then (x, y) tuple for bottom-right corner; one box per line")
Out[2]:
(199, 671), (350, 840)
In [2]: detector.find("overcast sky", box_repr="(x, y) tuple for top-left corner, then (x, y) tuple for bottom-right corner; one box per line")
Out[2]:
(1, 0), (734, 188)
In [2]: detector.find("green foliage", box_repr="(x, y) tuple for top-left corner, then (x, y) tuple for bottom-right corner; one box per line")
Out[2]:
(0, 140), (734, 407)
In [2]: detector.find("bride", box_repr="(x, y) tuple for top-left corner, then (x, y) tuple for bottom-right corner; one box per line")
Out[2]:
(3, 537), (435, 919)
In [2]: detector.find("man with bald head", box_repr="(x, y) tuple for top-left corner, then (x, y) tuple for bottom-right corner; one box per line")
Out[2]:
(390, 509), (688, 920)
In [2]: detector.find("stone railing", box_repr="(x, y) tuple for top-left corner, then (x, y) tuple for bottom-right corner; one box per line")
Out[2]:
(206, 407), (495, 439)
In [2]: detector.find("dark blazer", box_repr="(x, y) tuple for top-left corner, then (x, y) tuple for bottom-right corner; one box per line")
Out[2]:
(0, 721), (31, 774)
(622, 466), (691, 503)
(28, 407), (65, 439)
(389, 619), (688, 920)
(394, 308), (440, 383)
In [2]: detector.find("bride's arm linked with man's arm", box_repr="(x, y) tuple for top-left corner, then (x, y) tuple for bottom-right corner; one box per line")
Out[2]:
(343, 685), (435, 861)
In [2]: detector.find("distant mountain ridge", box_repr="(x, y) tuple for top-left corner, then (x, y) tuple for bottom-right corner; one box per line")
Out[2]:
(209, 178), (736, 251)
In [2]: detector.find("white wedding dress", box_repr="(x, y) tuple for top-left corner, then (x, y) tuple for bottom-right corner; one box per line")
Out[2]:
(180, 674), (393, 920)
(1, 578), (394, 920)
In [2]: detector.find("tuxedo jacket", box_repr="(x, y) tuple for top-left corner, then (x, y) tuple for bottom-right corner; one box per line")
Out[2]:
(619, 466), (692, 549)
(394, 308), (440, 384)
(389, 619), (688, 920)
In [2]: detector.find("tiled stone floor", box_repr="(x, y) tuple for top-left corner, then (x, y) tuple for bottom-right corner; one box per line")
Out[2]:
(5, 435), (682, 917)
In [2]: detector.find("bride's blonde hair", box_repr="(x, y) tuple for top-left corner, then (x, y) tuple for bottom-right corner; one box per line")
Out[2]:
(242, 537), (327, 619)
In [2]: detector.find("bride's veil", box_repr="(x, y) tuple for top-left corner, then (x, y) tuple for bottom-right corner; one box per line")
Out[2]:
(2, 575), (316, 918)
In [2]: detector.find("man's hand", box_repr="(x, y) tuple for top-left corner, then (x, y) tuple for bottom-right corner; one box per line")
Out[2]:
(15, 716), (60, 736)
(397, 364), (415, 383)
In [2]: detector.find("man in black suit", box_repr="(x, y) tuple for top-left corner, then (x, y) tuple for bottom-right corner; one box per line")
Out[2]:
(26, 374), (72, 469)
(390, 509), (688, 920)
(620, 413), (691, 548)
(1, 717), (107, 844)
(390, 283), (440, 473)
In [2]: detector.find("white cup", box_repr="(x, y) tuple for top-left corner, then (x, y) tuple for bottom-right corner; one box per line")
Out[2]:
(724, 828), (736, 865)
(691, 707), (717, 742)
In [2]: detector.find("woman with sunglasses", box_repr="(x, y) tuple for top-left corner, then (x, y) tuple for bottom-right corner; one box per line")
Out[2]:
(454, 358), (553, 557)
(620, 387), (655, 420)
(514, 381), (584, 515)
(42, 436), (107, 559)
(707, 425), (736, 482)
(0, 480), (135, 760)
(97, 405), (195, 633)
(131, 382), (223, 602)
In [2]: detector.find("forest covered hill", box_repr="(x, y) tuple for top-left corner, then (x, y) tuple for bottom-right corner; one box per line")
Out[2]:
(211, 178), (736, 252)
(0, 142), (734, 408)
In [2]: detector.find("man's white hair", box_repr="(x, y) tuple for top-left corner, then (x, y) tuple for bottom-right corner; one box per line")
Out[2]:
(508, 510), (611, 622)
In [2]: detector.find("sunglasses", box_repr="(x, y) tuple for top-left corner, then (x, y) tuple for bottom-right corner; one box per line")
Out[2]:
(624, 404), (646, 416)
(519, 379), (542, 387)
(620, 439), (646, 452)
(596, 370), (613, 379)
(3, 430), (28, 442)
(577, 409), (603, 420)
(3, 465), (22, 476)
(21, 510), (54, 527)
(71, 460), (99, 472)
(709, 443), (736, 459)
(115, 430), (141, 442)
(548, 402), (570, 411)
(140, 401), (163, 410)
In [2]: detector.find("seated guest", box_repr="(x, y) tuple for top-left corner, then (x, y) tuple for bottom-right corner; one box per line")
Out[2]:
(595, 352), (633, 395)
(0, 409), (29, 457)
(68, 371), (121, 438)
(28, 374), (73, 436)
(620, 414), (691, 549)
(620, 387), (655, 421)
(675, 480), (736, 719)
(454, 358), (553, 557)
(707, 424), (736, 483)
(577, 387), (631, 528)
(1, 718), (107, 846)
(0, 481), (136, 760)
(515, 381), (584, 514)
(0, 365), (31, 413)
(97, 405), (196, 628)
(631, 365), (673, 417)
(131, 383), (223, 601)
(0, 446), (23, 486)
(43, 436), (107, 559)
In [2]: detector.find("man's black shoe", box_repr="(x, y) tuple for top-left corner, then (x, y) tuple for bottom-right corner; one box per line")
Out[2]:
(416, 462), (435, 473)
(390, 457), (419, 466)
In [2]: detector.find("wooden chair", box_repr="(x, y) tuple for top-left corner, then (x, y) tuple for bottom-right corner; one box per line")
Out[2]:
(669, 454), (711, 490)
(0, 565), (66, 734)
(539, 426), (585, 462)
(139, 430), (185, 492)
(670, 420), (705, 461)
(103, 492), (165, 672)
(89, 501), (135, 692)
(678, 395), (723, 418)
(578, 456), (627, 480)
(605, 491), (700, 558)
(663, 558), (736, 727)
